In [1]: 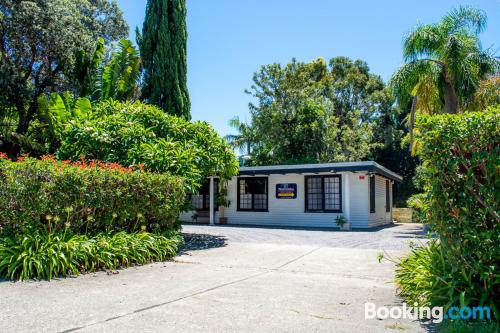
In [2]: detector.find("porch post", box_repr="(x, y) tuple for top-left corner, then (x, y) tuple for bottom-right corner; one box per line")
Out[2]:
(209, 176), (215, 225)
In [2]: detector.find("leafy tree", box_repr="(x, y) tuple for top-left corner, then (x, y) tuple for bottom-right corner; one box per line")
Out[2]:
(390, 6), (499, 124)
(372, 104), (419, 206)
(239, 57), (388, 165)
(470, 75), (500, 111)
(139, 0), (190, 119)
(0, 0), (128, 154)
(57, 100), (238, 190)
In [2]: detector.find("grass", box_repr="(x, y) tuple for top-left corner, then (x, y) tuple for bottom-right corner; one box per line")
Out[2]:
(0, 230), (183, 280)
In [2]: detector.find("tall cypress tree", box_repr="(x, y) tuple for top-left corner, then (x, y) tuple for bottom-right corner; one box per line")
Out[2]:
(139, 0), (190, 119)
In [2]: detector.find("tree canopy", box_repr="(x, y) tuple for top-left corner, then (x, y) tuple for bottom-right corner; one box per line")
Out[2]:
(235, 57), (393, 165)
(0, 0), (128, 154)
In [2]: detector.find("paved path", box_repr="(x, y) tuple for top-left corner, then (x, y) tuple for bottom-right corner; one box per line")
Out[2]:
(0, 224), (430, 333)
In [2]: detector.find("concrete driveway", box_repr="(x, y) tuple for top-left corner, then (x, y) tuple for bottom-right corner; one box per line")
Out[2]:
(0, 224), (430, 333)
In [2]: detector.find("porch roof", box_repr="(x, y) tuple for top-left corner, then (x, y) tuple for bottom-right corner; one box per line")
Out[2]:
(238, 161), (403, 183)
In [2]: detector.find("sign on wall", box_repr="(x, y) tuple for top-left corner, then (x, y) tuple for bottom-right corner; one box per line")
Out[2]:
(276, 183), (297, 199)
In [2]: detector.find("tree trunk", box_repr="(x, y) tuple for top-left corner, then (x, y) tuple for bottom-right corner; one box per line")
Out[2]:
(16, 96), (38, 135)
(443, 83), (458, 114)
(408, 96), (417, 153)
(441, 70), (458, 114)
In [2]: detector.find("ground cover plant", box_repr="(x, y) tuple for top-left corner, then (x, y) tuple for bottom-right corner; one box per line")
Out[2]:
(0, 230), (183, 281)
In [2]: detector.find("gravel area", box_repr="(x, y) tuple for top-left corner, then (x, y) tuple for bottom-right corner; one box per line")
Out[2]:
(181, 223), (427, 251)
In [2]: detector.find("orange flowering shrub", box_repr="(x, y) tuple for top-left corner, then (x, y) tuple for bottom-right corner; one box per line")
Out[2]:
(0, 157), (185, 236)
(41, 155), (135, 173)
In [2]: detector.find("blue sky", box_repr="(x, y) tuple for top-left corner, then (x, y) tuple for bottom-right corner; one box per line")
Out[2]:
(117, 0), (500, 137)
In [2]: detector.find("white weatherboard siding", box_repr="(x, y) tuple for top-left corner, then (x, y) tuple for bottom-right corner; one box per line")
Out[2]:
(224, 173), (332, 228)
(368, 175), (391, 228)
(345, 173), (370, 228)
(179, 168), (396, 229)
(386, 180), (393, 224)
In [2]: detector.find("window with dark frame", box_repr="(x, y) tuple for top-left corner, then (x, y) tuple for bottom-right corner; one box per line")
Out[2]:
(237, 177), (268, 211)
(305, 175), (342, 212)
(386, 179), (391, 212)
(187, 179), (219, 211)
(369, 176), (376, 213)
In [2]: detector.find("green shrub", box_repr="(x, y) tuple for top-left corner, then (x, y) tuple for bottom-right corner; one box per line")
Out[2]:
(56, 100), (238, 191)
(395, 240), (487, 309)
(406, 193), (428, 224)
(0, 230), (183, 281)
(402, 107), (499, 316)
(0, 156), (185, 236)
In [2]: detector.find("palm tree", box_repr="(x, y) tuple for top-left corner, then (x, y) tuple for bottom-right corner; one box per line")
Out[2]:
(391, 6), (499, 117)
(225, 117), (255, 158)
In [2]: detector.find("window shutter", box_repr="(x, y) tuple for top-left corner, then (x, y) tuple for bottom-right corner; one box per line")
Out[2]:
(369, 176), (375, 213)
(385, 180), (390, 212)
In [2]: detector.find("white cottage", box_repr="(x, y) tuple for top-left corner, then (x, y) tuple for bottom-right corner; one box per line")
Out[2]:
(180, 161), (402, 229)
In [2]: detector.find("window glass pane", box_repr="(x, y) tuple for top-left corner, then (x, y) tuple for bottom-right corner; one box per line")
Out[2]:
(254, 194), (267, 210)
(239, 194), (252, 209)
(240, 180), (248, 194)
(239, 178), (268, 211)
(324, 176), (341, 211)
(307, 177), (323, 210)
(249, 179), (266, 194)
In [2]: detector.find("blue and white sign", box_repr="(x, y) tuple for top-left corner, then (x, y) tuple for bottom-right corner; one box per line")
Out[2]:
(276, 183), (297, 199)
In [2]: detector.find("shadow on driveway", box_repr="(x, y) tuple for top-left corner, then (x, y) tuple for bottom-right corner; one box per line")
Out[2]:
(180, 233), (227, 253)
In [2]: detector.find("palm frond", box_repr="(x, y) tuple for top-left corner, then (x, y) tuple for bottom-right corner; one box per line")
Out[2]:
(441, 5), (487, 35)
(389, 60), (438, 107)
(403, 24), (443, 62)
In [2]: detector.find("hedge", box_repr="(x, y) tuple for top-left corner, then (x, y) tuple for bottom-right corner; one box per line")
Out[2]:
(413, 106), (499, 314)
(0, 155), (186, 236)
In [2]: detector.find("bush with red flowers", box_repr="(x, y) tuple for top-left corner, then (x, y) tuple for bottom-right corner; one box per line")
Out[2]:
(0, 155), (185, 236)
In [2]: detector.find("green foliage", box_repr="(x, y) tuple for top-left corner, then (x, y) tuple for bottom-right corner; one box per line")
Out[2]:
(73, 38), (106, 98)
(139, 0), (190, 119)
(96, 39), (141, 102)
(335, 215), (347, 228)
(237, 57), (390, 165)
(225, 117), (256, 158)
(0, 0), (128, 147)
(57, 100), (238, 190)
(395, 241), (498, 319)
(0, 230), (183, 281)
(437, 320), (499, 333)
(0, 156), (186, 236)
(394, 108), (500, 318)
(34, 93), (93, 153)
(406, 193), (428, 223)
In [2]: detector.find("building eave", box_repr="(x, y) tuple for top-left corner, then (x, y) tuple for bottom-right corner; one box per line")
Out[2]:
(238, 161), (403, 183)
